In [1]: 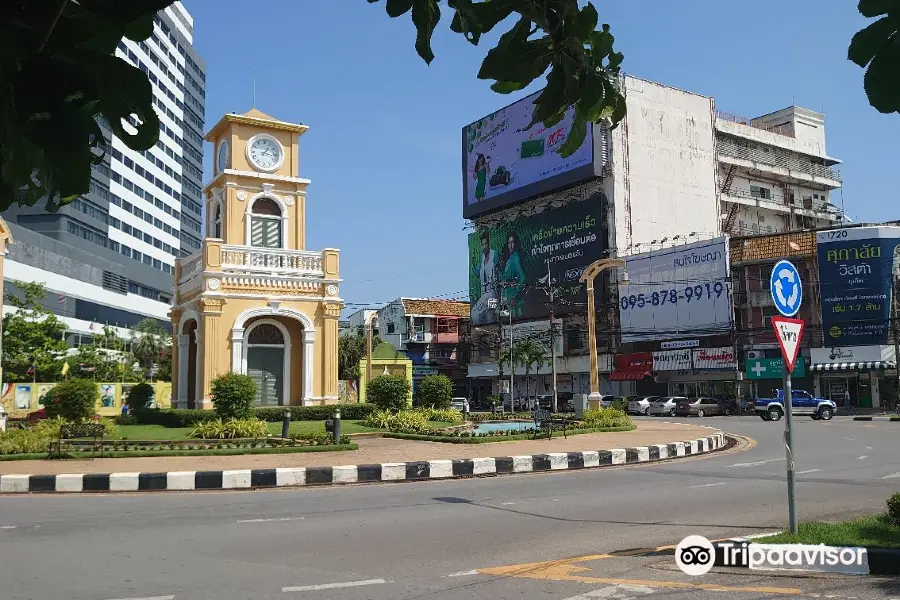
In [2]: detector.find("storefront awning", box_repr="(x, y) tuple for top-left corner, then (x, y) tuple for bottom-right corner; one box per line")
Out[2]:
(811, 361), (896, 372)
(608, 371), (652, 381)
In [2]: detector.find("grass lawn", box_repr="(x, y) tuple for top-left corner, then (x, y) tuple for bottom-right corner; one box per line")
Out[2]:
(114, 420), (454, 441)
(763, 514), (900, 549)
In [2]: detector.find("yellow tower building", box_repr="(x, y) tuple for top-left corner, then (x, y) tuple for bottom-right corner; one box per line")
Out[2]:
(170, 109), (342, 409)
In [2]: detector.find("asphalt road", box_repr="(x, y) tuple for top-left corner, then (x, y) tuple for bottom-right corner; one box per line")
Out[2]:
(1, 415), (899, 600)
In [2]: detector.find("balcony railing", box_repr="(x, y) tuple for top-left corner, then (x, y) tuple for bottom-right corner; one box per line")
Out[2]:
(716, 111), (794, 138)
(718, 137), (842, 182)
(221, 245), (324, 276)
(722, 187), (843, 218)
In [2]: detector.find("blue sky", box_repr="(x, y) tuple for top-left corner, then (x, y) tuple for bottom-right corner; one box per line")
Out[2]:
(184, 0), (898, 313)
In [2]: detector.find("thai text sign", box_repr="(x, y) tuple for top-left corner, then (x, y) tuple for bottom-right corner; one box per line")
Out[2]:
(745, 357), (806, 380)
(653, 349), (693, 371)
(692, 346), (737, 370)
(817, 226), (900, 346)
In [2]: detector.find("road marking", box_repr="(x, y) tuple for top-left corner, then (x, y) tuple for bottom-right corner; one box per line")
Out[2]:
(857, 455), (868, 460)
(282, 579), (386, 592)
(501, 502), (517, 506)
(105, 596), (174, 600)
(843, 437), (856, 441)
(0, 526), (16, 530)
(237, 517), (306, 523)
(446, 570), (479, 577)
(690, 482), (726, 488)
(730, 458), (785, 468)
(865, 446), (873, 450)
(797, 469), (820, 475)
(561, 584), (655, 599)
(881, 472), (900, 479)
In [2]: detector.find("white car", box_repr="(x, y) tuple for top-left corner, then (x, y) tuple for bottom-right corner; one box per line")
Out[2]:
(627, 396), (659, 416)
(648, 396), (685, 417)
(450, 397), (470, 413)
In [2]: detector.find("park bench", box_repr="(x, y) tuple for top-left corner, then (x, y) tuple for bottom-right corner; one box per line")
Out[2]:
(48, 421), (106, 459)
(532, 408), (573, 439)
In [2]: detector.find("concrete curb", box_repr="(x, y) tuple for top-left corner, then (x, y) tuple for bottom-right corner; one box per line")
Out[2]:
(716, 535), (900, 576)
(853, 415), (900, 422)
(0, 432), (725, 494)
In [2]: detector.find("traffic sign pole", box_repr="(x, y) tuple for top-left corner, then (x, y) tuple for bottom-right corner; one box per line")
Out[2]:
(770, 261), (803, 538)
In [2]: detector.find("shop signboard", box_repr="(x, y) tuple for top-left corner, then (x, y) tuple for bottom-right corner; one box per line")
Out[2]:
(652, 349), (693, 371)
(618, 237), (732, 342)
(817, 226), (900, 346)
(810, 345), (895, 366)
(692, 346), (737, 370)
(660, 340), (700, 350)
(745, 357), (806, 380)
(462, 89), (607, 219)
(468, 198), (606, 325)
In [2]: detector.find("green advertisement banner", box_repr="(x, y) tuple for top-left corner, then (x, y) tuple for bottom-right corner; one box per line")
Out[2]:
(745, 357), (806, 380)
(468, 194), (606, 326)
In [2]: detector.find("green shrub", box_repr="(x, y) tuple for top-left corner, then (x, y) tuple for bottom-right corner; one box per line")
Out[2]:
(417, 407), (464, 424)
(0, 417), (66, 455)
(43, 379), (98, 421)
(887, 492), (900, 527)
(254, 404), (376, 422)
(610, 398), (629, 412)
(582, 408), (632, 429)
(367, 374), (410, 411)
(98, 418), (119, 438)
(415, 374), (453, 409)
(488, 393), (503, 408)
(363, 409), (430, 433)
(363, 409), (393, 429)
(189, 418), (269, 440)
(115, 413), (138, 425)
(128, 383), (155, 410)
(211, 372), (257, 419)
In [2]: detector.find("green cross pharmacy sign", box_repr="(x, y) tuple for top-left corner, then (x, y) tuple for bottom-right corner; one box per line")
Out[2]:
(745, 357), (806, 380)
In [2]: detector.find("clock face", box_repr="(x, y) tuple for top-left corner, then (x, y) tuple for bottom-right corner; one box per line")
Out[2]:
(248, 135), (283, 171)
(216, 140), (229, 173)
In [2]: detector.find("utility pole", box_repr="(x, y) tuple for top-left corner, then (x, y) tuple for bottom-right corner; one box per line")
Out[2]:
(546, 260), (559, 414)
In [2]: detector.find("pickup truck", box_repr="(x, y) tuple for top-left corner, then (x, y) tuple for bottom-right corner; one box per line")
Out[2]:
(755, 389), (836, 422)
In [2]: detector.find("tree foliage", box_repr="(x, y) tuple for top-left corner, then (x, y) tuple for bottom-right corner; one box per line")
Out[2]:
(367, 374), (411, 411)
(1, 281), (68, 381)
(849, 0), (900, 114)
(415, 373), (454, 408)
(368, 0), (626, 157)
(210, 372), (258, 420)
(0, 0), (174, 211)
(338, 333), (382, 380)
(44, 379), (98, 421)
(132, 318), (169, 378)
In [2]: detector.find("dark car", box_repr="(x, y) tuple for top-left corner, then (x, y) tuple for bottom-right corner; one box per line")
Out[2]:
(674, 397), (722, 417)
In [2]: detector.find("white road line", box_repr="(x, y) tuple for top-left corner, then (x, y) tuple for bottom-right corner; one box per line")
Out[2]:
(690, 482), (726, 488)
(865, 446), (873, 450)
(105, 596), (174, 600)
(501, 502), (517, 506)
(844, 437), (856, 441)
(446, 570), (479, 577)
(237, 517), (307, 524)
(857, 455), (868, 460)
(283, 579), (386, 592)
(881, 472), (900, 479)
(730, 458), (785, 468)
(797, 469), (820, 475)
(0, 526), (16, 530)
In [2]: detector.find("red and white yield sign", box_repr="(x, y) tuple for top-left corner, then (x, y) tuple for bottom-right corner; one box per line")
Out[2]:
(771, 316), (805, 372)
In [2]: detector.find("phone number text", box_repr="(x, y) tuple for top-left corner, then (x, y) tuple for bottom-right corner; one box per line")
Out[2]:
(620, 282), (726, 311)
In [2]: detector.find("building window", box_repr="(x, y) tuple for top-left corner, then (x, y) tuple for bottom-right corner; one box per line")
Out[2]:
(387, 323), (396, 334)
(750, 185), (772, 200)
(249, 197), (282, 248)
(212, 202), (222, 238)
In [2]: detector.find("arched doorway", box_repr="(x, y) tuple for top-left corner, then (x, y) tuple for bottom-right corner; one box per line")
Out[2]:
(245, 319), (289, 405)
(181, 319), (198, 409)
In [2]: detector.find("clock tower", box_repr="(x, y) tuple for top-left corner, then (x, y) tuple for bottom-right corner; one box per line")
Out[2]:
(170, 109), (342, 409)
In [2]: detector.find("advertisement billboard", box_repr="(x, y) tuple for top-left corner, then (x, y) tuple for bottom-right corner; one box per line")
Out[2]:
(462, 90), (604, 219)
(618, 237), (732, 342)
(817, 226), (900, 346)
(468, 196), (606, 326)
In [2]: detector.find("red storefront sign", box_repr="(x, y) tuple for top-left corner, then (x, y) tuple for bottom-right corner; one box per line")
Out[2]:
(609, 352), (654, 381)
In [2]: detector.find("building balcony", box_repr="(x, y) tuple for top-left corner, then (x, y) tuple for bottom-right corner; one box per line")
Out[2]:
(717, 136), (842, 188)
(175, 239), (339, 300)
(722, 188), (843, 220)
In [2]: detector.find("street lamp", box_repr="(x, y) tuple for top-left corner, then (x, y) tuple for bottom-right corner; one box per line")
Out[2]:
(579, 258), (627, 403)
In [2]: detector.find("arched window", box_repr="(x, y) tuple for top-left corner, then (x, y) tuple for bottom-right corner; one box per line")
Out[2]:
(212, 202), (222, 239)
(247, 322), (285, 345)
(249, 197), (282, 248)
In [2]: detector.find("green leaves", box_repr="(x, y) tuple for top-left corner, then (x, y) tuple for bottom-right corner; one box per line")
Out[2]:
(0, 0), (174, 212)
(371, 0), (626, 159)
(849, 0), (900, 114)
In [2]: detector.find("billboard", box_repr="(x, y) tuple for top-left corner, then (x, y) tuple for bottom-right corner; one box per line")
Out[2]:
(618, 237), (732, 342)
(817, 226), (900, 347)
(462, 90), (604, 219)
(468, 196), (606, 326)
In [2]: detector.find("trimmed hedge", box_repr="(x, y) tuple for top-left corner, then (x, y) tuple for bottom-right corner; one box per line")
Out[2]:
(132, 404), (378, 427)
(384, 425), (637, 444)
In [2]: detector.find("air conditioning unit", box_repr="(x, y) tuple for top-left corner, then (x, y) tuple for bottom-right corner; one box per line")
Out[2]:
(747, 350), (763, 360)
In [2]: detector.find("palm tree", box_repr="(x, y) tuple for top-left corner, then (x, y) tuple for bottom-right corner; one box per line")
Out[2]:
(519, 341), (550, 410)
(499, 342), (527, 408)
(131, 318), (168, 380)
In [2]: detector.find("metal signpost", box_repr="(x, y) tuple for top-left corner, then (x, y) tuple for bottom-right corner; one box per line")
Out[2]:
(770, 259), (804, 535)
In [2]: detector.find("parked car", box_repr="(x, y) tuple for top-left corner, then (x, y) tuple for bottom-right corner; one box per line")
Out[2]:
(755, 389), (835, 422)
(597, 395), (616, 409)
(450, 397), (470, 413)
(674, 397), (722, 417)
(648, 396), (686, 417)
(627, 396), (659, 416)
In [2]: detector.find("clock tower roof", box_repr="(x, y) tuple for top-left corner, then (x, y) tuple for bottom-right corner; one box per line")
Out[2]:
(205, 108), (308, 142)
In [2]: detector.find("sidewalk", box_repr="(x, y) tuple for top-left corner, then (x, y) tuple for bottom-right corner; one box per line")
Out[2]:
(0, 421), (718, 476)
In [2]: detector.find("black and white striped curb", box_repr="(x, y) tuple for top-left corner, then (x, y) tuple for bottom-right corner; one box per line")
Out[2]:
(0, 433), (725, 494)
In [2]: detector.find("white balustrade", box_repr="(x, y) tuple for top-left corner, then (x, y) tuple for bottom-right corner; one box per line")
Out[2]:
(221, 245), (324, 276)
